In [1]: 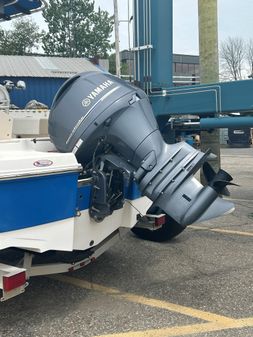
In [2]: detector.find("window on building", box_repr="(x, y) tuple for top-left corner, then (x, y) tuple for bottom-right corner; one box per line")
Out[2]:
(188, 63), (195, 74)
(175, 62), (182, 73)
(194, 64), (200, 75)
(182, 63), (189, 74)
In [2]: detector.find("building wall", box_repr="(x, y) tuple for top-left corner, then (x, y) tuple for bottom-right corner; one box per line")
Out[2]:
(0, 77), (67, 109)
(173, 54), (199, 76)
(0, 54), (200, 108)
(120, 51), (200, 85)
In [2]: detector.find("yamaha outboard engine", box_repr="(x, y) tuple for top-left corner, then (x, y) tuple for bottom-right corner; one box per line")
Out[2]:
(49, 71), (234, 226)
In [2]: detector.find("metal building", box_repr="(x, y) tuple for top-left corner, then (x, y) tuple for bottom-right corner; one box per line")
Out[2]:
(0, 56), (100, 108)
(120, 50), (200, 85)
(173, 54), (200, 85)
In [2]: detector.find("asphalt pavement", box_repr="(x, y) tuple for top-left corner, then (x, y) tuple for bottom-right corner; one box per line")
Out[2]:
(0, 147), (252, 337)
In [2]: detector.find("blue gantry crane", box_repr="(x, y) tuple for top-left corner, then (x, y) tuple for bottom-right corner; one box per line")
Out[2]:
(132, 0), (253, 131)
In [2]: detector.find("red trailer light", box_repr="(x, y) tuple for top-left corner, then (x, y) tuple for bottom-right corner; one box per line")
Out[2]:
(3, 271), (26, 292)
(155, 215), (166, 227)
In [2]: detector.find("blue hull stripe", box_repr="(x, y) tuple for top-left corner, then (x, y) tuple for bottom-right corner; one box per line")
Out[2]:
(0, 175), (143, 233)
(77, 185), (92, 211)
(0, 173), (79, 233)
(4, 0), (43, 17)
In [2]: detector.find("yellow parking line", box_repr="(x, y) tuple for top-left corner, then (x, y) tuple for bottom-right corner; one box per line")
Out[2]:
(51, 275), (253, 336)
(93, 318), (253, 337)
(225, 198), (253, 202)
(50, 274), (234, 323)
(190, 225), (253, 237)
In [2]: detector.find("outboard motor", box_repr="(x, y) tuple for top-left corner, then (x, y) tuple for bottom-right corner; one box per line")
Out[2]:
(49, 71), (234, 226)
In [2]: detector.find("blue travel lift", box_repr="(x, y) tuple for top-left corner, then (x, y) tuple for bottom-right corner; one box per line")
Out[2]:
(133, 0), (253, 129)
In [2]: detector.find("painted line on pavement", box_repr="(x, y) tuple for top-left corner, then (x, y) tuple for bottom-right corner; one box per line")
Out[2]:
(190, 225), (253, 237)
(225, 198), (253, 202)
(222, 155), (253, 158)
(50, 274), (234, 323)
(224, 198), (253, 202)
(93, 318), (253, 337)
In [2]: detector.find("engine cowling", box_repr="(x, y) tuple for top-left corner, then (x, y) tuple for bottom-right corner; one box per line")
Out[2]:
(49, 71), (234, 226)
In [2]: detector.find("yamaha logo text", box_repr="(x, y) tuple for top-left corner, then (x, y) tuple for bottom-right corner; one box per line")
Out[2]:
(82, 80), (114, 108)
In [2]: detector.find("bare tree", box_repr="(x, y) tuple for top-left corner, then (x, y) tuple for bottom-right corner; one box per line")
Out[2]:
(220, 37), (245, 80)
(246, 39), (253, 77)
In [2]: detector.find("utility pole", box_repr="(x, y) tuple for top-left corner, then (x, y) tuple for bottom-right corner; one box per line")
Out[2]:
(113, 0), (121, 77)
(198, 0), (220, 177)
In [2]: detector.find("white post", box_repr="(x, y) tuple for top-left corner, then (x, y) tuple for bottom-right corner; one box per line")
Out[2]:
(113, 0), (121, 77)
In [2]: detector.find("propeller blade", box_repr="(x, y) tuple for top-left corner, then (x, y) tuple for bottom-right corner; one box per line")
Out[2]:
(202, 162), (237, 195)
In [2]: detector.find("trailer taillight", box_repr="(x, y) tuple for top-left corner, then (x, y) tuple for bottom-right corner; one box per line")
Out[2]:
(155, 215), (166, 227)
(3, 271), (26, 292)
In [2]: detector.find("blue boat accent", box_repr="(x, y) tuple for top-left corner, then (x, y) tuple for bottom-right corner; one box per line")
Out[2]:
(76, 185), (92, 211)
(3, 0), (44, 19)
(0, 172), (79, 233)
(125, 181), (142, 200)
(0, 175), (143, 233)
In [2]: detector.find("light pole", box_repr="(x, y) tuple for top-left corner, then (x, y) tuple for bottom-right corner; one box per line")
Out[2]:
(198, 0), (220, 178)
(113, 0), (121, 77)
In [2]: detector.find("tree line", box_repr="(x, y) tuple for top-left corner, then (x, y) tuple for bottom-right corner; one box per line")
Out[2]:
(220, 37), (253, 81)
(1, 1), (252, 81)
(0, 0), (114, 59)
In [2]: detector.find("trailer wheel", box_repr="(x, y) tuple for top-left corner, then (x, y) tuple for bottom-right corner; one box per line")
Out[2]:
(131, 215), (186, 242)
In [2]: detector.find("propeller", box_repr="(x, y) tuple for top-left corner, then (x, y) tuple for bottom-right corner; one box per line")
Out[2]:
(203, 162), (238, 196)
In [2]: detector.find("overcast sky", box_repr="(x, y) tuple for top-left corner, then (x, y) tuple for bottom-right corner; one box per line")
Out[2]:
(1, 0), (253, 55)
(93, 0), (253, 55)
